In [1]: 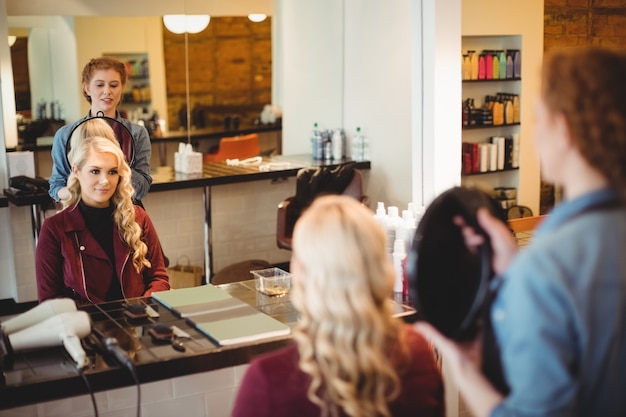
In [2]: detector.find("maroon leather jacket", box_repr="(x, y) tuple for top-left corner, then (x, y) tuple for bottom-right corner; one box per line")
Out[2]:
(36, 204), (170, 304)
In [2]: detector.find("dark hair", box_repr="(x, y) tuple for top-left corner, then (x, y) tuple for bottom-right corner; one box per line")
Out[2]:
(81, 56), (127, 103)
(542, 47), (626, 192)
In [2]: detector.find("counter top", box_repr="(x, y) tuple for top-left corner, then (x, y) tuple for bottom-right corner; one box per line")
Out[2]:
(150, 155), (371, 192)
(0, 281), (414, 410)
(3, 155), (370, 201)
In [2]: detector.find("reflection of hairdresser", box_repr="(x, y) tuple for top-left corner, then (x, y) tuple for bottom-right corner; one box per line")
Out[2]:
(232, 195), (444, 417)
(49, 56), (152, 203)
(417, 47), (626, 417)
(36, 134), (169, 305)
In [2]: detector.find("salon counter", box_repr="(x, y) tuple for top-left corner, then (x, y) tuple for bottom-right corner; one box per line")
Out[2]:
(0, 281), (415, 411)
(149, 154), (371, 192)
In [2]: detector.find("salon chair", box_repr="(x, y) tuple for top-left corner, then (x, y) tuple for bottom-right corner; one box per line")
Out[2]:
(276, 163), (367, 251)
(203, 133), (261, 163)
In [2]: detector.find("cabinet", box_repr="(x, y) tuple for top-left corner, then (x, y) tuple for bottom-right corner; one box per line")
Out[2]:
(105, 52), (152, 116)
(461, 35), (522, 208)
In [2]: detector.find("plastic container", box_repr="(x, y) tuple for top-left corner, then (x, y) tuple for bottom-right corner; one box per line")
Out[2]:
(251, 267), (292, 297)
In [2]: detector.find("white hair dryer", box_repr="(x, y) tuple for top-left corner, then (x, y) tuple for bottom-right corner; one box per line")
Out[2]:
(1, 298), (77, 335)
(2, 311), (91, 369)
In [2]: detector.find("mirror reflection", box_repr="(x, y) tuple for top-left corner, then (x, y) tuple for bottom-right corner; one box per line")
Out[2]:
(7, 15), (273, 149)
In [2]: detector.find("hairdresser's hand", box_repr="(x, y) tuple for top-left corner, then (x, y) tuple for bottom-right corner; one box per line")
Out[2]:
(416, 322), (503, 417)
(454, 208), (518, 276)
(416, 322), (484, 378)
(57, 186), (71, 202)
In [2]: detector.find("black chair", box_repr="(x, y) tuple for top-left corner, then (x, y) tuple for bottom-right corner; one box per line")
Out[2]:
(276, 163), (367, 251)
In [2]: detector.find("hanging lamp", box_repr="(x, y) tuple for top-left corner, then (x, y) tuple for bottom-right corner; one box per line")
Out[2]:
(163, 15), (210, 34)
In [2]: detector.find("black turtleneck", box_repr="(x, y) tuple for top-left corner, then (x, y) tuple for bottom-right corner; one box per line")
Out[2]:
(78, 201), (123, 301)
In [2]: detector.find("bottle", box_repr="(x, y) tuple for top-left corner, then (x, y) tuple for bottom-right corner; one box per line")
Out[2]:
(396, 209), (417, 252)
(478, 53), (486, 80)
(351, 127), (364, 161)
(469, 50), (478, 80)
(506, 52), (514, 79)
(373, 202), (392, 256)
(504, 96), (514, 125)
(311, 122), (323, 160)
(392, 239), (407, 294)
(513, 50), (521, 78)
(462, 54), (471, 80)
(513, 95), (521, 124)
(491, 52), (499, 80)
(498, 50), (507, 80)
(386, 206), (402, 257)
(331, 128), (344, 161)
(362, 131), (370, 161)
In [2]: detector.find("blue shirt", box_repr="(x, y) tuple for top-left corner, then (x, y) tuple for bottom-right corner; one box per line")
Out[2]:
(491, 189), (626, 417)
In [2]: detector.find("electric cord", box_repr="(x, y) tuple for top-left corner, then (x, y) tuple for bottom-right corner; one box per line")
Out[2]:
(104, 337), (141, 417)
(77, 366), (99, 417)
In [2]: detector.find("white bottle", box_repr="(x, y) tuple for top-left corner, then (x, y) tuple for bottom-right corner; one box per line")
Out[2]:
(386, 206), (402, 257)
(396, 209), (417, 252)
(362, 130), (370, 161)
(373, 202), (392, 255)
(392, 239), (407, 293)
(331, 128), (343, 161)
(351, 127), (365, 161)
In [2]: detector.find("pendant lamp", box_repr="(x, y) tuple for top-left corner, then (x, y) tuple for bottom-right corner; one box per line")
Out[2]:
(248, 14), (267, 23)
(163, 15), (210, 34)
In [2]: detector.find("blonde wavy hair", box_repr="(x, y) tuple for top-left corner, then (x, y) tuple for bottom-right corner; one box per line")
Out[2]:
(290, 195), (407, 417)
(69, 118), (118, 147)
(64, 135), (150, 273)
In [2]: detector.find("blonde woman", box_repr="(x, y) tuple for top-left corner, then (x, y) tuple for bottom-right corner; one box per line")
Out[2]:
(232, 195), (443, 417)
(36, 135), (169, 304)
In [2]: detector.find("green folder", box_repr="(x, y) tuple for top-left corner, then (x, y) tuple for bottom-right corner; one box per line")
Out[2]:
(152, 284), (290, 345)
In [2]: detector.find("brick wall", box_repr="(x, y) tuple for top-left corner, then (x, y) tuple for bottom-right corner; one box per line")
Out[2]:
(544, 0), (626, 50)
(163, 17), (272, 131)
(540, 0), (626, 214)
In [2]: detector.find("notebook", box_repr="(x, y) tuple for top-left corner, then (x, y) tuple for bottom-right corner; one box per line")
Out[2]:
(152, 285), (291, 346)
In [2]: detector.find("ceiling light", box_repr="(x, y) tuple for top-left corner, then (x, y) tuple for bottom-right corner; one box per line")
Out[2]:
(8, 36), (16, 47)
(163, 15), (210, 34)
(248, 14), (267, 23)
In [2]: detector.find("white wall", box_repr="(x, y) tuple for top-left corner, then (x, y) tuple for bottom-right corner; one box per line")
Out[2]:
(278, 0), (344, 155)
(0, 0), (18, 300)
(278, 0), (462, 208)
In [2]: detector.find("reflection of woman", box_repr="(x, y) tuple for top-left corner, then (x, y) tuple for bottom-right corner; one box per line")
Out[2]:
(36, 135), (169, 305)
(49, 56), (152, 203)
(417, 47), (626, 417)
(232, 195), (444, 417)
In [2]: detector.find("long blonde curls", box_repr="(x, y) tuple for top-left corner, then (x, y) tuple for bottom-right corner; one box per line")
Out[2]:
(65, 135), (150, 273)
(290, 195), (407, 417)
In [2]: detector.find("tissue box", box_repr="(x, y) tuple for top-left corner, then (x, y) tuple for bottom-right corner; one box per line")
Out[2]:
(7, 151), (35, 178)
(175, 151), (203, 174)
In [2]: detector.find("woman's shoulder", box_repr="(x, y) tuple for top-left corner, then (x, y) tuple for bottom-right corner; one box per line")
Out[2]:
(119, 117), (149, 138)
(249, 342), (299, 373)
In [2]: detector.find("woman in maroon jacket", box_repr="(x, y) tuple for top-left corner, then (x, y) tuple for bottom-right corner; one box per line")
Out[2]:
(36, 133), (169, 305)
(232, 195), (444, 417)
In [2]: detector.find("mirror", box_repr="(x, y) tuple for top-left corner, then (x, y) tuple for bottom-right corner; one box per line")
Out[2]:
(6, 6), (274, 148)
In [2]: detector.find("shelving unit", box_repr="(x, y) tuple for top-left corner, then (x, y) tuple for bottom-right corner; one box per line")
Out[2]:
(105, 52), (152, 116)
(461, 35), (522, 206)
